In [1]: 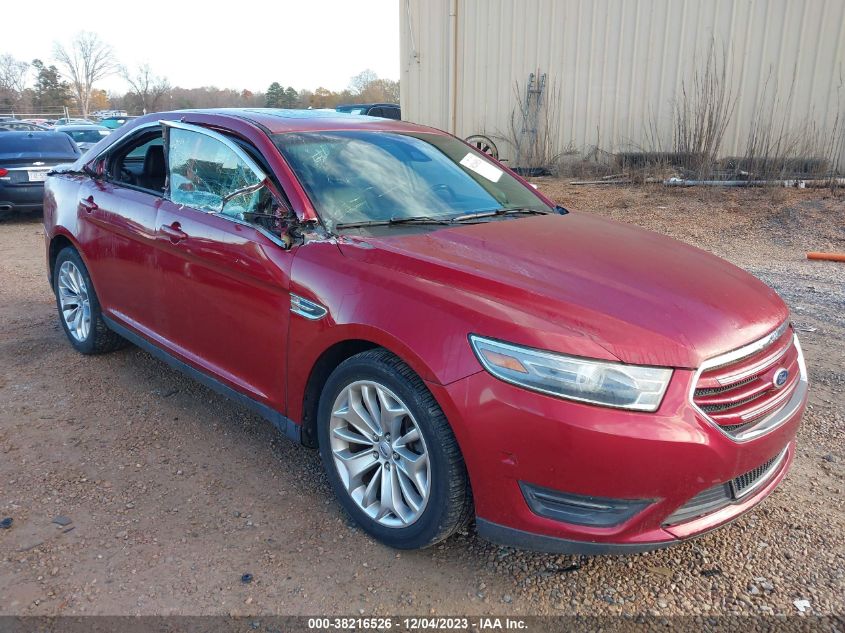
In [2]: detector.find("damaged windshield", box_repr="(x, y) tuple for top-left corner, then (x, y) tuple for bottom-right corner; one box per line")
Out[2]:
(273, 131), (553, 232)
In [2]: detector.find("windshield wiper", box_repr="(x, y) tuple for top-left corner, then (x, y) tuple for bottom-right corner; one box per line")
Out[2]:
(451, 207), (551, 222)
(334, 209), (532, 231)
(335, 215), (454, 230)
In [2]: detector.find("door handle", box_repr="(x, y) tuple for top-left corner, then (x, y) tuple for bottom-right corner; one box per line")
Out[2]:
(79, 196), (98, 213)
(160, 221), (188, 243)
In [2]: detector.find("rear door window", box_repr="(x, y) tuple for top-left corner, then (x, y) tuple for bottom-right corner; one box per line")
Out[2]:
(106, 130), (166, 194)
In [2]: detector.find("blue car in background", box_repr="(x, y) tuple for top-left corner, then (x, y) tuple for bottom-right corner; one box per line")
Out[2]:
(335, 103), (401, 119)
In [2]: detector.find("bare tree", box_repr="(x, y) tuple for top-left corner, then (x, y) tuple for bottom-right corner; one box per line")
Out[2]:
(358, 78), (400, 104)
(0, 54), (29, 94)
(348, 69), (379, 95)
(53, 32), (116, 118)
(121, 63), (171, 113)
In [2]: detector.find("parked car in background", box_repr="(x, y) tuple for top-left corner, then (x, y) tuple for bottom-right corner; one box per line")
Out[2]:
(43, 109), (806, 552)
(0, 131), (80, 219)
(92, 109), (128, 119)
(0, 120), (50, 131)
(54, 124), (112, 152)
(54, 118), (96, 127)
(335, 103), (401, 120)
(99, 115), (138, 129)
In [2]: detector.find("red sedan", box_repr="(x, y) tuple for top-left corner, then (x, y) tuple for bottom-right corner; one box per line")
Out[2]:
(42, 110), (808, 553)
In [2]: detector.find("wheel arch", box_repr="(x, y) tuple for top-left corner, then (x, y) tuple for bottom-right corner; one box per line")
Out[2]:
(299, 339), (379, 447)
(47, 231), (82, 286)
(295, 329), (449, 449)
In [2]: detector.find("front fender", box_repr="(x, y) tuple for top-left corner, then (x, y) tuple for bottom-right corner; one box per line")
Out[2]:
(285, 240), (485, 423)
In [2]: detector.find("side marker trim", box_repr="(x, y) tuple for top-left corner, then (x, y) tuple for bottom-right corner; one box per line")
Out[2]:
(291, 294), (328, 320)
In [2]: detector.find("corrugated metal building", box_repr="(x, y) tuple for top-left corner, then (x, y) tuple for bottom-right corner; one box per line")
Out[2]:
(400, 0), (845, 166)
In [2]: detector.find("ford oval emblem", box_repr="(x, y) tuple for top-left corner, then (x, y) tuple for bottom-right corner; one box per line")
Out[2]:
(773, 368), (789, 388)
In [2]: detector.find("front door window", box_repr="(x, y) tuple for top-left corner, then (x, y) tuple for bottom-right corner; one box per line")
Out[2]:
(168, 127), (265, 217)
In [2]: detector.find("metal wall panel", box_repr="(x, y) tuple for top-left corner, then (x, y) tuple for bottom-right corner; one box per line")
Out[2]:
(400, 0), (845, 164)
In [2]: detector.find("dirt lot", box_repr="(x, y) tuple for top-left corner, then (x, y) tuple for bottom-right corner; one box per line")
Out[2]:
(0, 184), (843, 618)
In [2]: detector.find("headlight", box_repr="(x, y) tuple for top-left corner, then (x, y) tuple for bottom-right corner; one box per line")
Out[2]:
(469, 335), (673, 412)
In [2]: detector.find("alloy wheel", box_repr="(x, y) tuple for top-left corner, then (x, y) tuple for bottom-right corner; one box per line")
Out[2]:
(329, 380), (431, 527)
(57, 260), (92, 342)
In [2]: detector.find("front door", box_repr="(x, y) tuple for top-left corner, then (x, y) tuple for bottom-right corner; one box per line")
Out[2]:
(153, 122), (294, 413)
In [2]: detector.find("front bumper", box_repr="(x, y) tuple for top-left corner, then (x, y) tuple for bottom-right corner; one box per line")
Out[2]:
(430, 366), (806, 553)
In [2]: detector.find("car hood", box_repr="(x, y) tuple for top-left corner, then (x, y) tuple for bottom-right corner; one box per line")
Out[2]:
(337, 213), (789, 368)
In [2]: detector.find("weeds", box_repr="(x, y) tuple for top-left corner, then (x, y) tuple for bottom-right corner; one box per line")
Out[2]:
(671, 44), (737, 178)
(612, 44), (843, 189)
(502, 71), (563, 175)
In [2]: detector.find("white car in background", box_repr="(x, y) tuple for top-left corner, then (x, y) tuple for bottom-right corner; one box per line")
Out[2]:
(54, 124), (112, 152)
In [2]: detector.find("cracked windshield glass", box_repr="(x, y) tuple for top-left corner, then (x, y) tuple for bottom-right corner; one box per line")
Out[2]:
(274, 131), (553, 231)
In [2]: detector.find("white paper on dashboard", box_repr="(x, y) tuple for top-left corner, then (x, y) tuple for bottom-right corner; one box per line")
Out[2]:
(459, 153), (503, 183)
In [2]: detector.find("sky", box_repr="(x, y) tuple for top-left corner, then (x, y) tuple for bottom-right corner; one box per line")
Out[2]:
(3, 0), (400, 94)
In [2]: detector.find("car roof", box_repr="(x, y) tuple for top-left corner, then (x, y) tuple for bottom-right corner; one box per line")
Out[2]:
(135, 108), (431, 136)
(0, 130), (79, 152)
(56, 124), (109, 131)
(337, 103), (399, 108)
(0, 130), (67, 138)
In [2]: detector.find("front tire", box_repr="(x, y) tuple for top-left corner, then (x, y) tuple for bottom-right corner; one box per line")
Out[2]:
(53, 247), (125, 354)
(317, 349), (472, 549)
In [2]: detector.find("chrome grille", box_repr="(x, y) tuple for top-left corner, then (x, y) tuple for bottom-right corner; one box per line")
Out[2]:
(694, 375), (756, 396)
(664, 447), (788, 525)
(691, 322), (805, 440)
(663, 483), (732, 525)
(730, 447), (788, 498)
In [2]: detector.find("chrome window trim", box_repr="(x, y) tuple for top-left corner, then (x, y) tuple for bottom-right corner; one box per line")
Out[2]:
(689, 323), (808, 443)
(290, 294), (328, 320)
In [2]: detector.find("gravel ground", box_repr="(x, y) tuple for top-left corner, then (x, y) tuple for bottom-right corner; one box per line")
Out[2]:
(0, 184), (843, 617)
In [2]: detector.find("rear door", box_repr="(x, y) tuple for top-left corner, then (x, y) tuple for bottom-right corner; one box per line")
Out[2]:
(75, 126), (165, 334)
(153, 121), (294, 411)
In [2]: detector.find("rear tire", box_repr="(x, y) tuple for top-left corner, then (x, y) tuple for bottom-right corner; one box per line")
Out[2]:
(317, 349), (472, 549)
(53, 247), (126, 355)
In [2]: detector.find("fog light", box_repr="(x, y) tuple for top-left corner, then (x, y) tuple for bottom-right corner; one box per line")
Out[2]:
(520, 482), (652, 527)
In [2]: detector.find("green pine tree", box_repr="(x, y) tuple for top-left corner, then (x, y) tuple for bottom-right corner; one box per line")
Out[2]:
(282, 86), (299, 109)
(265, 82), (283, 107)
